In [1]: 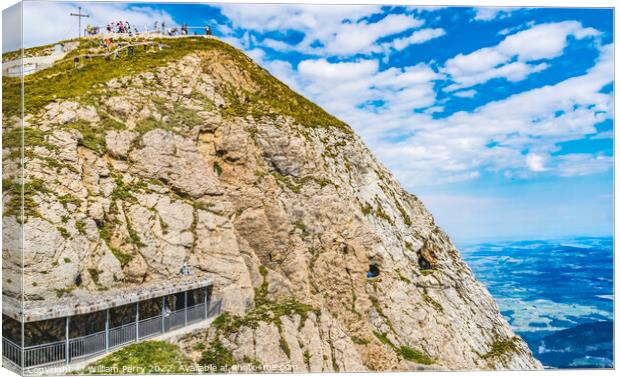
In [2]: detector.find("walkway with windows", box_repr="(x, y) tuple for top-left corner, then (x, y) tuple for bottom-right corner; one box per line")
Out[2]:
(2, 276), (221, 372)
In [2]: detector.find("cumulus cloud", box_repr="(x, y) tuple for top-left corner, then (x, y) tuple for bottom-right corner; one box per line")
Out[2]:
(298, 59), (378, 82)
(218, 4), (381, 34)
(325, 14), (423, 56)
(386, 28), (446, 51)
(526, 153), (548, 172)
(387, 42), (613, 183)
(555, 154), (613, 177)
(261, 37), (294, 52)
(498, 21), (600, 60)
(474, 7), (516, 21)
(276, 41), (611, 186)
(443, 21), (601, 91)
(453, 89), (477, 98)
(218, 4), (425, 57)
(292, 58), (441, 121)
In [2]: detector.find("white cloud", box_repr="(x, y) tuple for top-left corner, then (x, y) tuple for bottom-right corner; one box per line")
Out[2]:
(218, 4), (425, 57)
(298, 59), (378, 82)
(285, 42), (613, 187)
(474, 7), (516, 21)
(498, 21), (600, 61)
(387, 28), (446, 51)
(262, 38), (294, 52)
(218, 4), (381, 34)
(526, 153), (548, 172)
(443, 21), (601, 91)
(555, 154), (613, 177)
(453, 89), (477, 98)
(293, 58), (441, 120)
(322, 14), (422, 56)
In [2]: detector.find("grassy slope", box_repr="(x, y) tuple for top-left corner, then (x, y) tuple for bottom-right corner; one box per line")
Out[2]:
(2, 36), (349, 133)
(80, 341), (193, 374)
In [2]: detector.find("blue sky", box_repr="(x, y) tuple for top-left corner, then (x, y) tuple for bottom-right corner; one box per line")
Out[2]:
(10, 2), (614, 243)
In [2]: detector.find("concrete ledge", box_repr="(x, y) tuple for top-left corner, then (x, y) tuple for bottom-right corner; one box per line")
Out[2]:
(3, 275), (212, 322)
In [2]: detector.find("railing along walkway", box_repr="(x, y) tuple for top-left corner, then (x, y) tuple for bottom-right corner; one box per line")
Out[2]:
(2, 299), (222, 371)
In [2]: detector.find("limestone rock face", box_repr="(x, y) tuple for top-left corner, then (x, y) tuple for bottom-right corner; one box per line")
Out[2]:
(4, 38), (542, 371)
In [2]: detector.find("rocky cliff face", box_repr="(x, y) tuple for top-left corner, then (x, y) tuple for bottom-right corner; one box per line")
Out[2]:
(2, 37), (542, 371)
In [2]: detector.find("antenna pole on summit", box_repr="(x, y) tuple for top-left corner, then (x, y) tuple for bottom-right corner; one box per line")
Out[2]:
(70, 6), (90, 38)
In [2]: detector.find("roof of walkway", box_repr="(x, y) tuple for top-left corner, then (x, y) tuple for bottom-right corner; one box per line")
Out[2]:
(3, 274), (212, 322)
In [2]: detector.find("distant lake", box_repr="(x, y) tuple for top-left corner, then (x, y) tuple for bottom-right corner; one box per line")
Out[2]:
(460, 237), (613, 369)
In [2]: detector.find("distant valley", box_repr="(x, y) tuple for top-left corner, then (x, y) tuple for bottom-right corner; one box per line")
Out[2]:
(461, 237), (613, 368)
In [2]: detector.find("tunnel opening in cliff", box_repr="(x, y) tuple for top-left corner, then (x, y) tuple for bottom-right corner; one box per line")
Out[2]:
(367, 264), (380, 278)
(418, 254), (433, 271)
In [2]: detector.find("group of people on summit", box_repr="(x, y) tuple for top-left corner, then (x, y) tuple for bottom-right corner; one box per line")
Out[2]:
(73, 19), (214, 68)
(106, 20), (135, 34)
(89, 20), (213, 37)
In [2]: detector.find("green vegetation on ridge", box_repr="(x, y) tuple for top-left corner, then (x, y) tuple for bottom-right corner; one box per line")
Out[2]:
(3, 37), (210, 118)
(3, 37), (350, 135)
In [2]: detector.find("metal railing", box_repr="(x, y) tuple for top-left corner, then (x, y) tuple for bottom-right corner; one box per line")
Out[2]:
(164, 307), (186, 332)
(2, 338), (22, 368)
(187, 303), (206, 324)
(85, 26), (214, 37)
(109, 321), (137, 350)
(2, 297), (222, 370)
(23, 340), (66, 368)
(69, 330), (106, 361)
(138, 316), (163, 340)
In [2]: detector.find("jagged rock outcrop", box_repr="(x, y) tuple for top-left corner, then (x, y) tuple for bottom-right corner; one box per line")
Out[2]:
(2, 36), (542, 371)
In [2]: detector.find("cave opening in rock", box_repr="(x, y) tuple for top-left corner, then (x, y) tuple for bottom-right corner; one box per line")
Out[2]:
(367, 264), (380, 278)
(418, 255), (433, 270)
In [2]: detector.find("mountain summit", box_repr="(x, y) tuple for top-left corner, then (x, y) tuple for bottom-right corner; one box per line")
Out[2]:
(3, 36), (542, 371)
